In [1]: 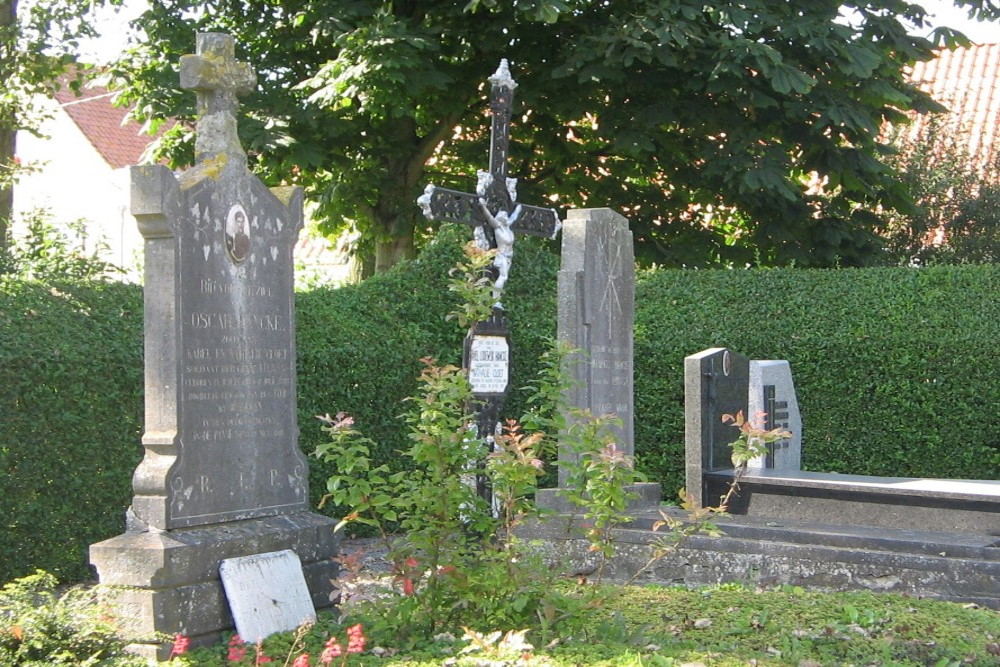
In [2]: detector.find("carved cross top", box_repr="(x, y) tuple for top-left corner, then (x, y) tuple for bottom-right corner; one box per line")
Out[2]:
(417, 59), (560, 306)
(179, 32), (256, 163)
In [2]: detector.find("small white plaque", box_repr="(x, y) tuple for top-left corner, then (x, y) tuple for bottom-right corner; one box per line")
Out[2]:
(469, 335), (509, 394)
(219, 549), (316, 643)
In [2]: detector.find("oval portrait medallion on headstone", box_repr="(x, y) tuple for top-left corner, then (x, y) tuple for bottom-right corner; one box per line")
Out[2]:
(225, 204), (251, 263)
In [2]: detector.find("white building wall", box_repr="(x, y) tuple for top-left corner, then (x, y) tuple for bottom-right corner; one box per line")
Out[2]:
(13, 95), (141, 279)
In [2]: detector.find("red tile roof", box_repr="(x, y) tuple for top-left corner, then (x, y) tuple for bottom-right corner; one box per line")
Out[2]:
(51, 78), (159, 170)
(904, 41), (1000, 179)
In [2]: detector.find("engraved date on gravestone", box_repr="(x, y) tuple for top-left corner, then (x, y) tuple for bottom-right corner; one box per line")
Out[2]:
(468, 335), (509, 395)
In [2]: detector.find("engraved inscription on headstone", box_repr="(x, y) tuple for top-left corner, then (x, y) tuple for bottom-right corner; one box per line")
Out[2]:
(557, 209), (635, 487)
(220, 550), (316, 643)
(468, 335), (510, 394)
(747, 360), (802, 471)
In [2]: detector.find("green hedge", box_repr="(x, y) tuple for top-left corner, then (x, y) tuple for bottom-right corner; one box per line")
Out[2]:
(634, 264), (1000, 494)
(0, 280), (145, 584)
(0, 227), (559, 583)
(2, 236), (998, 584)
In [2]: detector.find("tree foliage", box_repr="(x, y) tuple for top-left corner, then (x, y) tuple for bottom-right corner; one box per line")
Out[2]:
(108, 1), (1000, 270)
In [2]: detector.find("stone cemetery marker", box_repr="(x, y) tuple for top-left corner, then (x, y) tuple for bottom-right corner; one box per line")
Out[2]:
(556, 209), (635, 486)
(534, 208), (659, 512)
(90, 33), (336, 659)
(220, 550), (316, 643)
(417, 59), (560, 495)
(684, 347), (750, 508)
(747, 360), (802, 471)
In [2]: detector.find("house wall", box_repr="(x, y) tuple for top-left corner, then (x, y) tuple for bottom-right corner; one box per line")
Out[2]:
(12, 94), (142, 279)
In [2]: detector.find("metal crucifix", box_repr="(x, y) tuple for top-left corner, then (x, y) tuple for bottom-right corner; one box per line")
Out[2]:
(417, 59), (561, 309)
(416, 59), (561, 507)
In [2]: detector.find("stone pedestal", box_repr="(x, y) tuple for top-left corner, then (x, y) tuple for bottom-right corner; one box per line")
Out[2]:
(91, 513), (338, 660)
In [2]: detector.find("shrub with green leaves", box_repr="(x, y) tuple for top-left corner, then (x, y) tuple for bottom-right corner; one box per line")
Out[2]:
(3, 223), (998, 587)
(0, 571), (146, 666)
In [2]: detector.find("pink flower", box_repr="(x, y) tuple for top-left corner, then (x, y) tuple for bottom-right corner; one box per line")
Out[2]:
(346, 624), (366, 654)
(169, 634), (190, 659)
(227, 635), (247, 662)
(320, 638), (342, 665)
(317, 412), (355, 430)
(292, 654), (310, 667)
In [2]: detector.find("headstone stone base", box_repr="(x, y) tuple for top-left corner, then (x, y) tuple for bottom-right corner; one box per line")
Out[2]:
(90, 511), (338, 660)
(535, 482), (662, 515)
(517, 511), (1000, 609)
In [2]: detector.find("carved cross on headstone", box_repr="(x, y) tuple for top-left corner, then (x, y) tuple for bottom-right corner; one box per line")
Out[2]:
(180, 33), (256, 164)
(417, 59), (561, 308)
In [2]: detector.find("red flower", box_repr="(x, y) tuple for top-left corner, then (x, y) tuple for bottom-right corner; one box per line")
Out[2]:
(320, 638), (342, 665)
(227, 635), (247, 662)
(169, 634), (190, 659)
(292, 654), (310, 667)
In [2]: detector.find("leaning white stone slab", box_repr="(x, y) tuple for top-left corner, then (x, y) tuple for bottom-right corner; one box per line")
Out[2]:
(220, 549), (316, 643)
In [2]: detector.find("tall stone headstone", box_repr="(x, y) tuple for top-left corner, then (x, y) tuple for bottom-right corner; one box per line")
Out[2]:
(89, 33), (337, 659)
(747, 360), (802, 471)
(537, 208), (660, 511)
(684, 347), (750, 508)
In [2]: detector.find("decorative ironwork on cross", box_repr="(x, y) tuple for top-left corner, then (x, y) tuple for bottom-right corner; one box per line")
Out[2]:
(179, 32), (256, 165)
(417, 59), (561, 308)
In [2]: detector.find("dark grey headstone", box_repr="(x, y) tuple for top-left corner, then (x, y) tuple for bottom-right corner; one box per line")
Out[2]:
(684, 347), (750, 507)
(130, 168), (308, 529)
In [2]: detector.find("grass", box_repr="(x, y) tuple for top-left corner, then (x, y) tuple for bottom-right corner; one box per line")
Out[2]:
(173, 583), (1000, 666)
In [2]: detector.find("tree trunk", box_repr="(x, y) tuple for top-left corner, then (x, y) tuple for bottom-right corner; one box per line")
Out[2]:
(374, 228), (415, 274)
(0, 127), (13, 256)
(0, 0), (17, 256)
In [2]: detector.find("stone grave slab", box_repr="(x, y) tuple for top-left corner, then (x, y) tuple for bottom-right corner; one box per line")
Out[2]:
(220, 549), (316, 643)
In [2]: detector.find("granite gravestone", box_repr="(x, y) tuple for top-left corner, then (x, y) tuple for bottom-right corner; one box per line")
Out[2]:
(747, 360), (802, 471)
(684, 347), (751, 508)
(536, 208), (660, 511)
(89, 33), (337, 659)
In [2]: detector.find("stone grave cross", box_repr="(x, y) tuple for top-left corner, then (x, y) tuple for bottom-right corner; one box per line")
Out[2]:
(180, 34), (255, 163)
